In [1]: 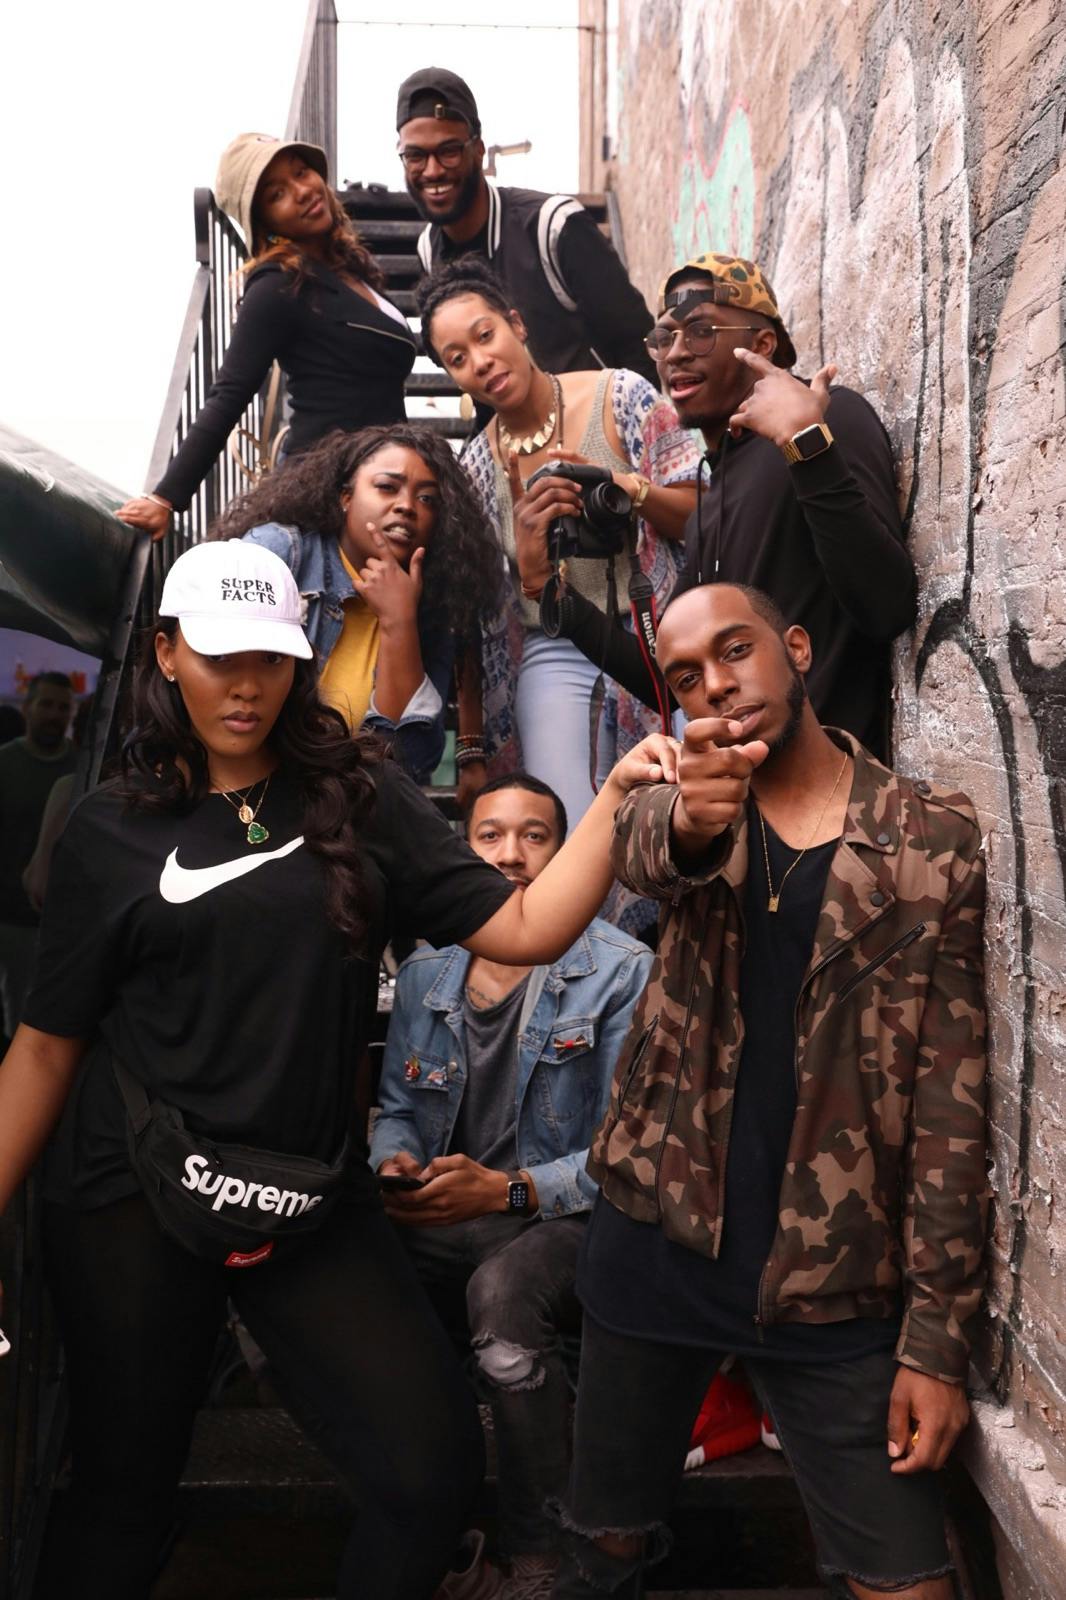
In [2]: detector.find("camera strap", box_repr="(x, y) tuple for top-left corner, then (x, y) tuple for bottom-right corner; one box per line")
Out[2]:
(627, 542), (673, 737)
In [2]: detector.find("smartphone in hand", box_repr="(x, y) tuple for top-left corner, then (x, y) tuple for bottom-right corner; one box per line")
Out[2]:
(378, 1173), (426, 1192)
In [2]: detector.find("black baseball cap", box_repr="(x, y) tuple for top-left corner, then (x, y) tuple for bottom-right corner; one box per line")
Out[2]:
(396, 68), (481, 137)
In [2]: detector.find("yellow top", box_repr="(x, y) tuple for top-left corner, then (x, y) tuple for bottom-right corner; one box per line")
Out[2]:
(317, 548), (380, 730)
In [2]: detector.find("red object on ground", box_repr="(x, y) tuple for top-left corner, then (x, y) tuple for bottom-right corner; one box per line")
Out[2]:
(684, 1369), (763, 1469)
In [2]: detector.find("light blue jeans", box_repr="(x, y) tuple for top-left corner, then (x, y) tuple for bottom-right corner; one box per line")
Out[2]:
(514, 632), (614, 834)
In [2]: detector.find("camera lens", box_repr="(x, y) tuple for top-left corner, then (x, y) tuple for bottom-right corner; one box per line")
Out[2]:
(585, 481), (632, 528)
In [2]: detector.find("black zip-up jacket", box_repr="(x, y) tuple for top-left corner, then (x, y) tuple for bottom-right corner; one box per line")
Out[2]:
(419, 181), (657, 385)
(155, 262), (417, 511)
(548, 385), (916, 758)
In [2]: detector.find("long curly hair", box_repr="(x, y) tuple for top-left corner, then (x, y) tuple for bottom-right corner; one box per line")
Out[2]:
(416, 255), (518, 370)
(121, 618), (381, 956)
(211, 425), (502, 642)
(243, 187), (384, 293)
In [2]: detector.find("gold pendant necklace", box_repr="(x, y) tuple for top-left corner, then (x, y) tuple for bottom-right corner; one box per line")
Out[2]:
(757, 750), (849, 912)
(496, 374), (562, 457)
(213, 774), (272, 846)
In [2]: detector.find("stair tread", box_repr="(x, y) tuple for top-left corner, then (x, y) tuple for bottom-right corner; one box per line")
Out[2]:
(177, 1408), (797, 1499)
(405, 371), (460, 396)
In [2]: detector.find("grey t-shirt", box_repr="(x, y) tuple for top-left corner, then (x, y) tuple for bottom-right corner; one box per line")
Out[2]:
(448, 973), (530, 1171)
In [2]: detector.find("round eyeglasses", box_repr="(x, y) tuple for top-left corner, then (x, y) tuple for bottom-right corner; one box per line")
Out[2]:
(398, 138), (477, 174)
(644, 321), (765, 360)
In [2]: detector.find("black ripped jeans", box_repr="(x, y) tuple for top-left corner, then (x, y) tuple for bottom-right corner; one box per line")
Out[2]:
(36, 1192), (485, 1600)
(551, 1315), (956, 1598)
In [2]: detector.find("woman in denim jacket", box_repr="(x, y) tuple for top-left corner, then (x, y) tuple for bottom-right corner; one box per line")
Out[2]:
(214, 424), (502, 781)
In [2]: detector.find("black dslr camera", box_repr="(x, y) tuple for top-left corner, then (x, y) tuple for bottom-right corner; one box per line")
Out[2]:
(527, 461), (633, 563)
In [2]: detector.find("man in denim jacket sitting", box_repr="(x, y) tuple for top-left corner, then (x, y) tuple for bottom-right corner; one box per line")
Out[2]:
(371, 773), (652, 1600)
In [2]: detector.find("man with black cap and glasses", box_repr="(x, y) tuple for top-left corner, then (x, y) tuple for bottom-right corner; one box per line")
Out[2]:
(396, 67), (657, 384)
(530, 252), (916, 758)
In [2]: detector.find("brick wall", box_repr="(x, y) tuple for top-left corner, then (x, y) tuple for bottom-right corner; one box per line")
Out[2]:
(583, 0), (1066, 1582)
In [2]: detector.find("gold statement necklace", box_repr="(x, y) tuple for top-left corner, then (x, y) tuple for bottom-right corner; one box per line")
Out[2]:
(496, 373), (563, 457)
(757, 750), (849, 913)
(213, 774), (272, 846)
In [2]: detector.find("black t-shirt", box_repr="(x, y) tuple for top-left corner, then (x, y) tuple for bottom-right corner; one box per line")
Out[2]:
(579, 804), (900, 1362)
(24, 761), (514, 1210)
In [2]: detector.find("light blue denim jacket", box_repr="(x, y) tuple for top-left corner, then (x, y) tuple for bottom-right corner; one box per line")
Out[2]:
(243, 521), (454, 782)
(370, 919), (653, 1217)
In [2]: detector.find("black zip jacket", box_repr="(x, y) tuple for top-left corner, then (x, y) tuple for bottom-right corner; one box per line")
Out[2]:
(421, 182), (657, 385)
(548, 385), (916, 759)
(156, 262), (417, 511)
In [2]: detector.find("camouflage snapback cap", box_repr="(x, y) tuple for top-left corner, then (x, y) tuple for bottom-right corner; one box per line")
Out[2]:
(658, 253), (797, 369)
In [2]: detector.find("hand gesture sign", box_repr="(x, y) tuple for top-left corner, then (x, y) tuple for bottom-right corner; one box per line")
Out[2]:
(672, 717), (769, 851)
(349, 522), (424, 630)
(505, 451), (582, 595)
(728, 350), (838, 448)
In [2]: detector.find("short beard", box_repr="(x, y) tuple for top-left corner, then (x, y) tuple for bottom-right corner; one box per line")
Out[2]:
(764, 663), (806, 760)
(406, 163), (482, 227)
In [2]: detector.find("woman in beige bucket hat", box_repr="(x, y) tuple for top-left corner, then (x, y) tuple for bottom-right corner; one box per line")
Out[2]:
(119, 134), (416, 540)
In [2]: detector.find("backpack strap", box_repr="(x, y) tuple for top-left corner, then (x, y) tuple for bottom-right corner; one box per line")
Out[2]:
(536, 195), (585, 313)
(416, 224), (434, 273)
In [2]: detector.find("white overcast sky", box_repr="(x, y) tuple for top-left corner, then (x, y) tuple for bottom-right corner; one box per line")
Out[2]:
(0, 1), (580, 498)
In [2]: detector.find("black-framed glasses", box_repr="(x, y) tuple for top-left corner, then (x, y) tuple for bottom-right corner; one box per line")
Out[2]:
(398, 138), (476, 173)
(644, 320), (764, 360)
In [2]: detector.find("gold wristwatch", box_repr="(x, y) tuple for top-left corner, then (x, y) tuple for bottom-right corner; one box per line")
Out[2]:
(627, 473), (652, 508)
(781, 422), (834, 465)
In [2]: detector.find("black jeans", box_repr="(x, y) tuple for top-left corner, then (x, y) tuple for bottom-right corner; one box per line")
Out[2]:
(403, 1213), (586, 1556)
(36, 1192), (485, 1600)
(551, 1316), (954, 1597)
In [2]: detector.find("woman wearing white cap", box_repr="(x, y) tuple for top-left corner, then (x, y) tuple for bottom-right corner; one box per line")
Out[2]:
(119, 133), (416, 541)
(0, 542), (678, 1599)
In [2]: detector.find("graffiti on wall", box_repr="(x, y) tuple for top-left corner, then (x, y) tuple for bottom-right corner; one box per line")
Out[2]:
(615, 0), (1066, 1435)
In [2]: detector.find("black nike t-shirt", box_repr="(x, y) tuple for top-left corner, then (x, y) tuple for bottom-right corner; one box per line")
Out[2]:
(23, 761), (515, 1210)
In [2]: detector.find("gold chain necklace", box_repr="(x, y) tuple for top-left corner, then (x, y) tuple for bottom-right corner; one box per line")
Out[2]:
(756, 750), (849, 912)
(213, 774), (271, 846)
(496, 374), (563, 457)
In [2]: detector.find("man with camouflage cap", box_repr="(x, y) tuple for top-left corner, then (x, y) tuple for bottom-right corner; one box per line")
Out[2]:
(549, 583), (988, 1599)
(538, 253), (916, 759)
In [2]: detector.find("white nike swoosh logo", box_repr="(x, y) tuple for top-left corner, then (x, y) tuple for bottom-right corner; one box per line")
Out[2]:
(159, 836), (305, 903)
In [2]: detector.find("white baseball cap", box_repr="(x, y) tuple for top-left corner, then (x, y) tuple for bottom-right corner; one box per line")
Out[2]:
(159, 542), (313, 660)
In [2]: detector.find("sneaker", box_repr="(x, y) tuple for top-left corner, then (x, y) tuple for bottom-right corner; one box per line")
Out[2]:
(683, 1369), (762, 1470)
(760, 1410), (783, 1452)
(435, 1528), (505, 1600)
(502, 1553), (558, 1599)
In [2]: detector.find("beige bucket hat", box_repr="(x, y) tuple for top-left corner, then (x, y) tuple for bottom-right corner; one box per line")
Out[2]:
(215, 132), (330, 249)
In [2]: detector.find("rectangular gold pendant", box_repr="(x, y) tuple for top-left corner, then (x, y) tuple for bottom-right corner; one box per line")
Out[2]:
(767, 894), (780, 913)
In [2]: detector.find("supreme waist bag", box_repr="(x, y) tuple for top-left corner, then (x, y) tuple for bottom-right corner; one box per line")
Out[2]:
(114, 1059), (349, 1268)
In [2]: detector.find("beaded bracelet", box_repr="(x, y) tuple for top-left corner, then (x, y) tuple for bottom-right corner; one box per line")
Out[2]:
(455, 746), (487, 769)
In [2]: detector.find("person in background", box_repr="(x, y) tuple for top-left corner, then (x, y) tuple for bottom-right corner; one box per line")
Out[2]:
(417, 259), (698, 867)
(551, 583), (987, 1600)
(213, 424), (502, 782)
(373, 773), (653, 1600)
(23, 697), (94, 914)
(397, 68), (657, 388)
(118, 133), (416, 541)
(0, 672), (76, 1038)
(545, 253), (916, 761)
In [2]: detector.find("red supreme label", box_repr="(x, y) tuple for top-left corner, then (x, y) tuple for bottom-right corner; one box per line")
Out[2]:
(225, 1242), (275, 1268)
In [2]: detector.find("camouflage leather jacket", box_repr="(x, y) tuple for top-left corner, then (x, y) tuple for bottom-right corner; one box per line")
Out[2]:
(589, 731), (988, 1384)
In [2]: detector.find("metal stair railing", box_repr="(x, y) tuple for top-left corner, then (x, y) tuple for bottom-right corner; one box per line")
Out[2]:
(142, 0), (337, 623)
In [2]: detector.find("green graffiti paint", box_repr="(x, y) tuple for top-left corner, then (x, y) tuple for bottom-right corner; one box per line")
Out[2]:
(672, 105), (755, 262)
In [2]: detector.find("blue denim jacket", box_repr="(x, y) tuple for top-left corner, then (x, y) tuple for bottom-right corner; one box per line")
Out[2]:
(243, 522), (454, 782)
(370, 919), (653, 1216)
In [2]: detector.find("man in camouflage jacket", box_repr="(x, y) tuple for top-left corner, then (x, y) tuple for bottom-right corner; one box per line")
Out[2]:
(551, 583), (988, 1600)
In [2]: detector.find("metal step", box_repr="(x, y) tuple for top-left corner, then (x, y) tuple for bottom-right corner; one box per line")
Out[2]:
(353, 217), (424, 243)
(405, 371), (460, 397)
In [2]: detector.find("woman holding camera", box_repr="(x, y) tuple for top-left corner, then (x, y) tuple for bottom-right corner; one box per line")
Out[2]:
(417, 259), (698, 845)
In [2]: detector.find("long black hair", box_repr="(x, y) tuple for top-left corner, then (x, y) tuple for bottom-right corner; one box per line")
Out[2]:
(211, 424), (502, 642)
(415, 255), (518, 371)
(121, 617), (380, 956)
